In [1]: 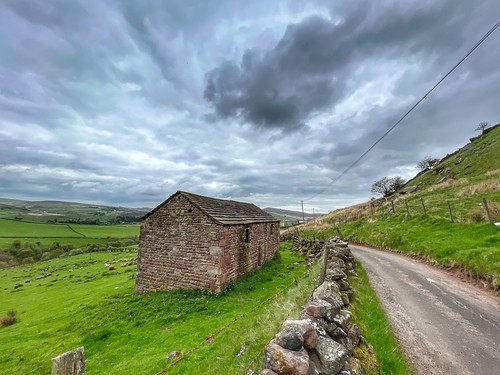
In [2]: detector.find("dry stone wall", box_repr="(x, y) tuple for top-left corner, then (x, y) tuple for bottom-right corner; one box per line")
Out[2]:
(260, 237), (368, 375)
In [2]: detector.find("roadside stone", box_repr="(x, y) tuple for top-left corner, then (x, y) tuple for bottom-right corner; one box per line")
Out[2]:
(262, 343), (309, 375)
(315, 335), (349, 374)
(338, 337), (354, 355)
(327, 269), (346, 281)
(324, 292), (344, 321)
(348, 324), (361, 346)
(340, 292), (350, 306)
(261, 370), (278, 375)
(307, 360), (320, 375)
(304, 300), (330, 318)
(333, 310), (353, 331)
(330, 327), (347, 341)
(275, 328), (303, 351)
(312, 281), (340, 302)
(278, 320), (319, 351)
(336, 279), (351, 291)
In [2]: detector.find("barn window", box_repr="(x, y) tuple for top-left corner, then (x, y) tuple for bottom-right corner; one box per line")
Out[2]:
(270, 223), (274, 234)
(245, 227), (251, 243)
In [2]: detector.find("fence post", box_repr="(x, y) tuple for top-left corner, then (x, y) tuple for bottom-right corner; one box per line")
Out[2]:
(447, 201), (454, 222)
(482, 198), (492, 223)
(319, 246), (328, 285)
(404, 200), (410, 215)
(420, 197), (427, 215)
(52, 347), (85, 375)
(370, 202), (374, 215)
(391, 201), (395, 213)
(336, 226), (344, 240)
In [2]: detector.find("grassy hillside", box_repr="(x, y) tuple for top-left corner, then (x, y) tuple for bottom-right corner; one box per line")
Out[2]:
(0, 245), (317, 374)
(299, 125), (500, 289)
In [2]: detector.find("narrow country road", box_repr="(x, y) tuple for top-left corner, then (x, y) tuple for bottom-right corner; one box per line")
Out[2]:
(350, 244), (500, 375)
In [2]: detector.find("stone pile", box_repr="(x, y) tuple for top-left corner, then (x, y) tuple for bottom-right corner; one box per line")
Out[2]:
(292, 234), (325, 258)
(261, 237), (366, 375)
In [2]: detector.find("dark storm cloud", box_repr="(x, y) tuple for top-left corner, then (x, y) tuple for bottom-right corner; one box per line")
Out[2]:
(204, 0), (477, 132)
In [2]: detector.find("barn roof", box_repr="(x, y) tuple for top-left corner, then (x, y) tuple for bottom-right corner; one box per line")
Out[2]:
(142, 191), (278, 225)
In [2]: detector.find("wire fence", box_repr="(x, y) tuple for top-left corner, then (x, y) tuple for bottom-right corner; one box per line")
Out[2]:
(325, 196), (499, 225)
(154, 277), (302, 374)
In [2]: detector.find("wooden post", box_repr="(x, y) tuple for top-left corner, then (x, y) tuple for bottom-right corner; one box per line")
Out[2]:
(301, 200), (305, 224)
(447, 201), (454, 222)
(391, 200), (395, 213)
(319, 246), (328, 285)
(370, 202), (374, 215)
(482, 198), (492, 223)
(404, 200), (410, 214)
(420, 197), (427, 215)
(313, 208), (315, 222)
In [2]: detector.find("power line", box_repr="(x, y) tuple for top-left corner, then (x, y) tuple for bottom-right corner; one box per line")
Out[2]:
(304, 17), (500, 202)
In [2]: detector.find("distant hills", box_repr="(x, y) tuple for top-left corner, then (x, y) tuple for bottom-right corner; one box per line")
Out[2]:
(0, 198), (150, 225)
(0, 199), (327, 225)
(264, 207), (324, 220)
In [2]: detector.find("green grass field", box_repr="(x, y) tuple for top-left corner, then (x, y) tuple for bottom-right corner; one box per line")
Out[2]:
(0, 245), (318, 374)
(0, 219), (139, 239)
(0, 218), (139, 250)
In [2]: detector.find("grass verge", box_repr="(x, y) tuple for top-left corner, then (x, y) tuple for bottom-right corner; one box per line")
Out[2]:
(300, 215), (500, 290)
(349, 261), (412, 375)
(0, 243), (317, 374)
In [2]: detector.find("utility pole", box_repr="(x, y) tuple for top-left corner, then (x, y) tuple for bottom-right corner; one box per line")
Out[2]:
(301, 200), (305, 224)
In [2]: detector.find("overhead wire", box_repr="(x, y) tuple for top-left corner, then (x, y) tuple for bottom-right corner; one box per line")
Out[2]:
(304, 17), (500, 202)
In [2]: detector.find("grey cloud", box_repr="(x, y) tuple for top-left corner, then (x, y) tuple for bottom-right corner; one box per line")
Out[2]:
(203, 0), (481, 132)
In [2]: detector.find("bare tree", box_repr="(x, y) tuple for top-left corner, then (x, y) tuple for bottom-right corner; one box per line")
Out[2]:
(417, 156), (440, 171)
(371, 176), (405, 197)
(390, 176), (405, 191)
(475, 121), (489, 134)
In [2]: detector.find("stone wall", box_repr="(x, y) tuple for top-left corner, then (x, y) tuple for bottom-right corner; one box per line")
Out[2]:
(260, 237), (368, 375)
(136, 193), (279, 293)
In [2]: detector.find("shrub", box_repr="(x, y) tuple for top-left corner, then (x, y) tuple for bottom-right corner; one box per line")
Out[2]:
(22, 257), (34, 264)
(68, 248), (84, 256)
(488, 202), (500, 222)
(469, 208), (485, 223)
(1, 311), (17, 327)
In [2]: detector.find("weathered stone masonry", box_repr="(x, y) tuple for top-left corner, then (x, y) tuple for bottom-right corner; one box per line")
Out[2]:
(136, 191), (279, 293)
(260, 237), (368, 375)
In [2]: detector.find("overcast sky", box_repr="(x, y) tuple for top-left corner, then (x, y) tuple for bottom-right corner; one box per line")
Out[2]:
(1, 0), (499, 212)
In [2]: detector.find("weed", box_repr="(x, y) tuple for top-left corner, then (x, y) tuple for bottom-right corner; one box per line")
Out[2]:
(1, 310), (17, 327)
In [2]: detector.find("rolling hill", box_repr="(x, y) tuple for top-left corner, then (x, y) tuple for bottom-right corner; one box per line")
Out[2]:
(299, 124), (500, 290)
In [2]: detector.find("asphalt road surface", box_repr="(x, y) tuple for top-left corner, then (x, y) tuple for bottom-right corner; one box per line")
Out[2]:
(350, 244), (500, 375)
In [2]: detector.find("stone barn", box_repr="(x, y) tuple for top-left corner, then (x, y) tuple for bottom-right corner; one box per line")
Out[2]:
(135, 191), (280, 293)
